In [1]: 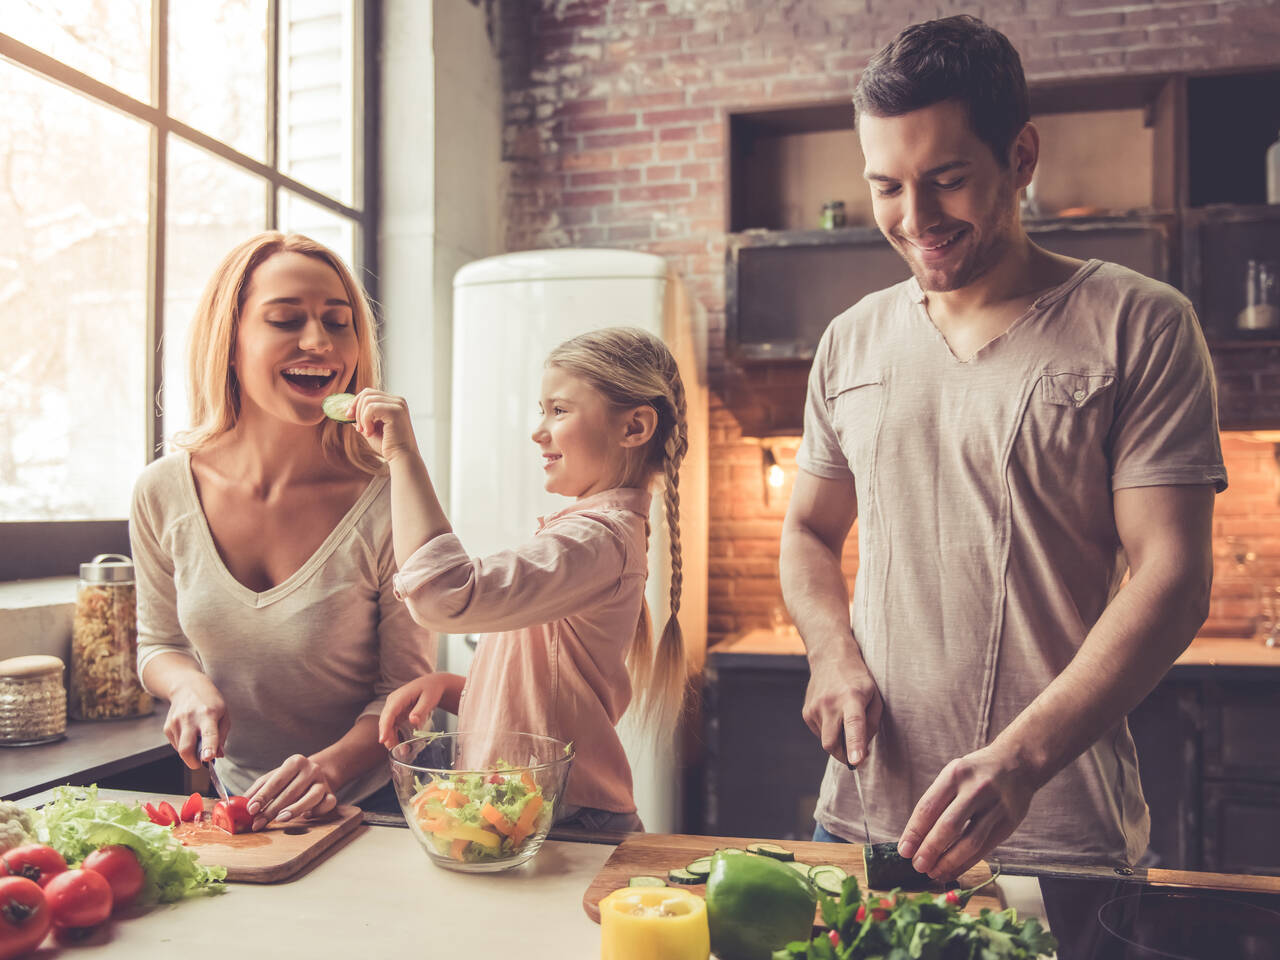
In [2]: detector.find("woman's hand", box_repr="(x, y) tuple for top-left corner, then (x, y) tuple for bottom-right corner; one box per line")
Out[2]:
(378, 675), (450, 749)
(244, 755), (338, 831)
(162, 673), (230, 769)
(351, 389), (420, 464)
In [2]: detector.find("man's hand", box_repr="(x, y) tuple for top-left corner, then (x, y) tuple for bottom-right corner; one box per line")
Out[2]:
(896, 741), (1038, 880)
(802, 649), (883, 767)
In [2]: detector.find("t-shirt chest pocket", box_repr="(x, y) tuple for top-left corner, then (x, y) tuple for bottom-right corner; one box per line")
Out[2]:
(1025, 371), (1116, 457)
(826, 378), (885, 483)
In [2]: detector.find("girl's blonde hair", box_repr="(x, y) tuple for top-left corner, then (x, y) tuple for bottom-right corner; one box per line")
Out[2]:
(545, 327), (690, 731)
(171, 231), (383, 475)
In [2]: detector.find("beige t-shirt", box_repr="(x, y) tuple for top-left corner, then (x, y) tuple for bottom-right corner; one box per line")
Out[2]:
(392, 488), (651, 813)
(131, 452), (436, 804)
(797, 260), (1226, 865)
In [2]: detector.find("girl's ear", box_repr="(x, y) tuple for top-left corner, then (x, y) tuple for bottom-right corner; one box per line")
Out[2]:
(618, 404), (658, 448)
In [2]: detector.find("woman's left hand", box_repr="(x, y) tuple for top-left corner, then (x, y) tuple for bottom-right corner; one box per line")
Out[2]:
(244, 754), (338, 831)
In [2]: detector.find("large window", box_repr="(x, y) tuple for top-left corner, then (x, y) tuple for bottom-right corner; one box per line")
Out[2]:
(0, 0), (375, 578)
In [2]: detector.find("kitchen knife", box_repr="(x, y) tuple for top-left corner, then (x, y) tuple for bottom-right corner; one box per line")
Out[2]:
(206, 760), (230, 803)
(851, 764), (872, 844)
(986, 859), (1280, 896)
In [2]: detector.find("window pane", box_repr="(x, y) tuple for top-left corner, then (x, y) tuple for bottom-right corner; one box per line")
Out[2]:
(279, 0), (357, 205)
(162, 137), (269, 448)
(168, 0), (268, 160)
(3, 0), (150, 103)
(0, 64), (148, 521)
(278, 191), (356, 268)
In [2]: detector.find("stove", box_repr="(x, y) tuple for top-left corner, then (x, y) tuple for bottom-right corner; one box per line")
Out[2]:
(1042, 877), (1280, 960)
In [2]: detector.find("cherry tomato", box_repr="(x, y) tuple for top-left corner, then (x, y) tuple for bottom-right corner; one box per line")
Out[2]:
(0, 845), (67, 888)
(180, 792), (205, 823)
(80, 846), (145, 909)
(156, 801), (180, 827)
(827, 928), (840, 947)
(854, 903), (866, 923)
(142, 802), (167, 826)
(43, 869), (113, 930)
(0, 876), (51, 960)
(945, 889), (961, 906)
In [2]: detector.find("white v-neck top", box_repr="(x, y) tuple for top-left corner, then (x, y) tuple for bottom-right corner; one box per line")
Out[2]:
(130, 452), (435, 803)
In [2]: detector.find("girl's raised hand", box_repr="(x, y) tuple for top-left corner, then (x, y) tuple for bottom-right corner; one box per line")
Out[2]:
(351, 388), (420, 463)
(378, 675), (448, 749)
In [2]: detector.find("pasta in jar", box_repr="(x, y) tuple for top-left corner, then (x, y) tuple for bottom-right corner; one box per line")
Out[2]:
(70, 554), (153, 720)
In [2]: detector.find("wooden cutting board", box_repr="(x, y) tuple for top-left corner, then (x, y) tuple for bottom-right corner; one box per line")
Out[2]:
(157, 793), (364, 883)
(583, 832), (999, 924)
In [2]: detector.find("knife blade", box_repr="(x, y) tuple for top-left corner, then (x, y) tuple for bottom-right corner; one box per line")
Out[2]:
(851, 764), (872, 844)
(205, 760), (229, 803)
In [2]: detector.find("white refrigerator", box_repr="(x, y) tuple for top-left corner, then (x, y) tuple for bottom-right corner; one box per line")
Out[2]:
(444, 248), (708, 833)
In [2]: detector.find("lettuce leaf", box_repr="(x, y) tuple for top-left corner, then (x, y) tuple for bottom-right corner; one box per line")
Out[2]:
(33, 785), (226, 902)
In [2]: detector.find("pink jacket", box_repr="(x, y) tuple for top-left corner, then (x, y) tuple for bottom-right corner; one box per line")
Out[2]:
(392, 488), (651, 812)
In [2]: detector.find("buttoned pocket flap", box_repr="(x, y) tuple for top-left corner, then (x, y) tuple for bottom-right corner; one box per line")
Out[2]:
(1039, 372), (1115, 408)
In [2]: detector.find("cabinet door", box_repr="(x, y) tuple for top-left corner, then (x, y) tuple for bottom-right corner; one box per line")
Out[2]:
(1128, 680), (1201, 869)
(1202, 679), (1280, 782)
(1202, 780), (1280, 876)
(703, 656), (830, 840)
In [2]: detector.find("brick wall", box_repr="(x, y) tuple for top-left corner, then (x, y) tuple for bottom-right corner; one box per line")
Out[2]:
(500, 0), (1280, 646)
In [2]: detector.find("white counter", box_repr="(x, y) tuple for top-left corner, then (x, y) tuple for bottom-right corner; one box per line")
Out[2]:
(31, 825), (614, 959)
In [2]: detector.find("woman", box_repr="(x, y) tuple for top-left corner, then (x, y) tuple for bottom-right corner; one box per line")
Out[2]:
(130, 232), (434, 830)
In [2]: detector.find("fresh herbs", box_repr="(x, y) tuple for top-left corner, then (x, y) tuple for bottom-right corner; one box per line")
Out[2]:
(772, 871), (1057, 960)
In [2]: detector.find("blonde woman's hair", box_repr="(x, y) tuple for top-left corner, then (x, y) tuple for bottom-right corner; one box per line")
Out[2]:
(171, 231), (383, 475)
(545, 327), (690, 732)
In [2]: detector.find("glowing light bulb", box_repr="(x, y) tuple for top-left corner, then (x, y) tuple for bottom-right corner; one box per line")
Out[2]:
(767, 463), (785, 488)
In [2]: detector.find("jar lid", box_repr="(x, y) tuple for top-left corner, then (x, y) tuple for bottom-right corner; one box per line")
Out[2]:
(0, 655), (64, 679)
(80, 553), (134, 582)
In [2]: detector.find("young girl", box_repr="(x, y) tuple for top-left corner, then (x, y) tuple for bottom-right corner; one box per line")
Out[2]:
(350, 326), (689, 832)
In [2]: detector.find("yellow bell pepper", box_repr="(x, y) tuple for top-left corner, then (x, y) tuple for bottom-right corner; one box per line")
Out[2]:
(442, 821), (501, 850)
(599, 887), (710, 960)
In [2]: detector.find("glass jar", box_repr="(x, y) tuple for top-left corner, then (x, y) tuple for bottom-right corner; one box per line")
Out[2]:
(0, 655), (67, 746)
(820, 200), (846, 230)
(1237, 259), (1280, 331)
(69, 553), (153, 720)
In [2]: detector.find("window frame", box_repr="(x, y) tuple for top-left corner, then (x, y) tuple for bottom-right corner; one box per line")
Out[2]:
(0, 0), (380, 581)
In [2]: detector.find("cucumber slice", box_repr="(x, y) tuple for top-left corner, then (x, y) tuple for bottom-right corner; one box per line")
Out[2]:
(786, 860), (815, 879)
(322, 392), (356, 422)
(809, 865), (848, 896)
(715, 847), (746, 856)
(667, 867), (702, 885)
(686, 857), (712, 878)
(628, 875), (667, 888)
(863, 841), (931, 891)
(746, 842), (795, 861)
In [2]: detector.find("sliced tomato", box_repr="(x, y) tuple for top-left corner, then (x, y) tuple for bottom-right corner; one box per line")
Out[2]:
(180, 792), (204, 823)
(0, 845), (67, 888)
(80, 846), (144, 909)
(210, 802), (236, 835)
(0, 876), (51, 960)
(211, 795), (254, 834)
(142, 802), (165, 825)
(155, 801), (180, 827)
(43, 869), (112, 930)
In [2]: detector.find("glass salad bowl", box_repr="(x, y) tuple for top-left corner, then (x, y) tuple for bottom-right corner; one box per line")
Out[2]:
(389, 731), (574, 874)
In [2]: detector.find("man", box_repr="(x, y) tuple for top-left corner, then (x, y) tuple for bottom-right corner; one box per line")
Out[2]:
(779, 13), (1224, 890)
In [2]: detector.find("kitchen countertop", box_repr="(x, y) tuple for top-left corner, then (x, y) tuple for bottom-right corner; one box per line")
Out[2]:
(1, 711), (170, 801)
(15, 788), (1049, 959)
(711, 628), (1280, 670)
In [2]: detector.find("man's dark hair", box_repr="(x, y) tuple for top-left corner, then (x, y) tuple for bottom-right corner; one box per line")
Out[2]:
(854, 15), (1030, 167)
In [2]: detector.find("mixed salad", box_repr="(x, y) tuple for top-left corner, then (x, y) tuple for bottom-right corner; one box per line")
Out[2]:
(407, 762), (552, 864)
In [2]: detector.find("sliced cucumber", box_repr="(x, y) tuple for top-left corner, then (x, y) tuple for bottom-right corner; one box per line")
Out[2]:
(685, 857), (712, 878)
(628, 875), (667, 888)
(809, 864), (848, 896)
(746, 842), (795, 861)
(715, 847), (746, 856)
(322, 392), (357, 423)
(786, 860), (815, 879)
(667, 867), (702, 885)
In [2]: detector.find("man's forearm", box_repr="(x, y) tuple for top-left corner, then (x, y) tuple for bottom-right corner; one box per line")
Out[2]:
(993, 564), (1209, 787)
(780, 520), (859, 658)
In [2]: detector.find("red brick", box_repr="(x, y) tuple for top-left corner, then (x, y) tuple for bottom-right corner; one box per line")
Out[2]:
(562, 188), (614, 206)
(609, 91), (687, 111)
(567, 112), (639, 133)
(618, 182), (693, 203)
(643, 106), (718, 127)
(583, 129), (657, 150)
(568, 168), (641, 187)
